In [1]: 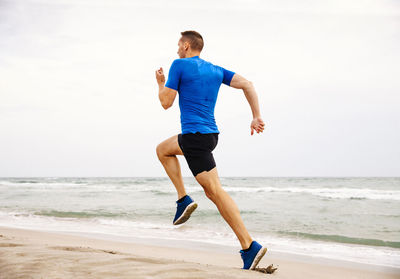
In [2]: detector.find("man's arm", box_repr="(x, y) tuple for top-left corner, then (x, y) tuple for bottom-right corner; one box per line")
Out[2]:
(155, 67), (178, 110)
(229, 73), (265, 135)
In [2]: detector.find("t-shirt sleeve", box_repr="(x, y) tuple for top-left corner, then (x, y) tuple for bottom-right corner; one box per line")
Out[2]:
(165, 59), (181, 91)
(221, 67), (235, 86)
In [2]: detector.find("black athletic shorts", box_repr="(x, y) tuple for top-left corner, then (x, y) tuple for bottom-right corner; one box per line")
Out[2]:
(178, 132), (219, 177)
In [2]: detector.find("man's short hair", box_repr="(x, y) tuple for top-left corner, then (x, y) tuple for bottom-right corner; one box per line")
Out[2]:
(180, 30), (204, 52)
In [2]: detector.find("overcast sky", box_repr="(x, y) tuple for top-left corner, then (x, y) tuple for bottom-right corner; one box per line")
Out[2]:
(0, 0), (399, 177)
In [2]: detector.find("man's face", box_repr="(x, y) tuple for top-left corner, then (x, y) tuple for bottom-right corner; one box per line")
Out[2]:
(177, 38), (188, 58)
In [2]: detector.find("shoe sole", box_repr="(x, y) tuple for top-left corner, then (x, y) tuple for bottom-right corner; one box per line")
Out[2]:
(173, 202), (198, 225)
(250, 247), (267, 270)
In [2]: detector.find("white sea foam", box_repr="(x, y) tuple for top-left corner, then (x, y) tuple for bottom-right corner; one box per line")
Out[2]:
(141, 185), (400, 201)
(221, 186), (400, 200)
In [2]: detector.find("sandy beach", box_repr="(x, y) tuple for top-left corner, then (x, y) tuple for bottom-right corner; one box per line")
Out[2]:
(0, 225), (398, 279)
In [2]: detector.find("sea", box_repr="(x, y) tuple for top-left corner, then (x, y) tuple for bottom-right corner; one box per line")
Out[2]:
(0, 177), (399, 268)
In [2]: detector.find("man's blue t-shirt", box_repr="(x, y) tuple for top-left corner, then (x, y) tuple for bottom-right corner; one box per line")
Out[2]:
(165, 55), (235, 134)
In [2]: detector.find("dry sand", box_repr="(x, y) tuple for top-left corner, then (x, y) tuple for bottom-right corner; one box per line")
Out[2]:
(0, 225), (399, 279)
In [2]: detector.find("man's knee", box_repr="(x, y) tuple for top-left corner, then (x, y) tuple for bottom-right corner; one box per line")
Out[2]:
(196, 170), (220, 200)
(204, 186), (218, 200)
(156, 143), (165, 161)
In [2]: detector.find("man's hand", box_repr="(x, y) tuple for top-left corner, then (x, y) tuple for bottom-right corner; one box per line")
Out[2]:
(250, 117), (265, 135)
(155, 67), (165, 85)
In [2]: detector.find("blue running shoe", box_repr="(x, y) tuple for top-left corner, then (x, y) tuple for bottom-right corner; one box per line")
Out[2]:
(173, 195), (198, 225)
(239, 240), (267, 270)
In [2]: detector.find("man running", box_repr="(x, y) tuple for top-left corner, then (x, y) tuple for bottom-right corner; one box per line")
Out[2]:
(155, 30), (266, 270)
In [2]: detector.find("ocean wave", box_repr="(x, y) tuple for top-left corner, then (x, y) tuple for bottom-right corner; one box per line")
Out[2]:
(277, 230), (400, 249)
(33, 210), (125, 219)
(0, 179), (164, 188)
(221, 186), (400, 201)
(2, 207), (261, 222)
(107, 186), (400, 201)
(12, 180), (39, 184)
(0, 181), (89, 187)
(1, 179), (399, 201)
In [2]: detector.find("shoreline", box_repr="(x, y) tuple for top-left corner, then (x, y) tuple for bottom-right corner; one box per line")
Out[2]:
(1, 225), (399, 279)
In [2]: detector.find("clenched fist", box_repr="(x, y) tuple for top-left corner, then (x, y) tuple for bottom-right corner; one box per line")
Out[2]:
(155, 67), (165, 85)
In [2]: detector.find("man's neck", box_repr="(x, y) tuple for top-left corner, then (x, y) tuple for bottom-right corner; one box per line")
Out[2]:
(185, 52), (200, 58)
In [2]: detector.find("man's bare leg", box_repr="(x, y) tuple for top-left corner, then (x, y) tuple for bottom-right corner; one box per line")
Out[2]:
(156, 134), (187, 199)
(195, 167), (253, 250)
